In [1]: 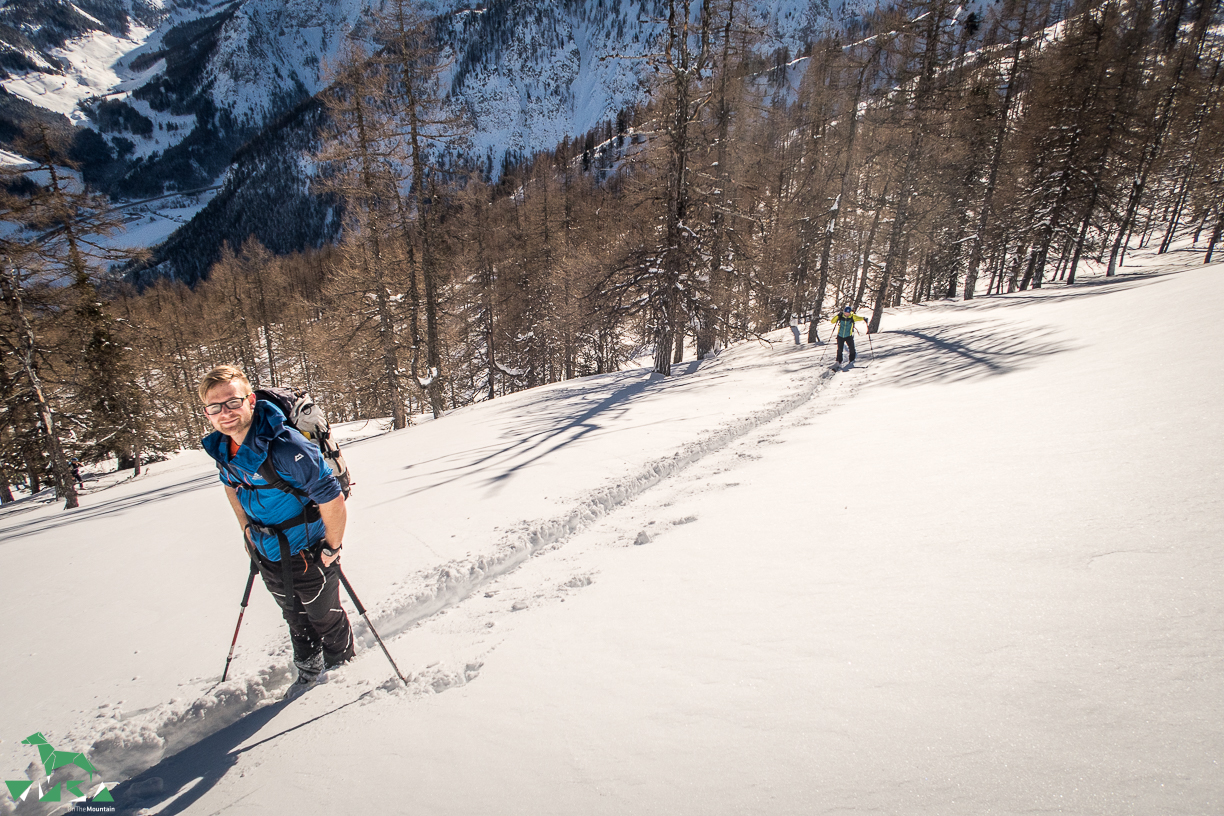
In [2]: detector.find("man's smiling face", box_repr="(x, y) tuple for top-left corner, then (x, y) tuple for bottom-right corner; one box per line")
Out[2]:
(203, 380), (255, 442)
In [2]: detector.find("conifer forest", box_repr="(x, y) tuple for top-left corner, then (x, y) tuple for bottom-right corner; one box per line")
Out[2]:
(2, 0), (1222, 508)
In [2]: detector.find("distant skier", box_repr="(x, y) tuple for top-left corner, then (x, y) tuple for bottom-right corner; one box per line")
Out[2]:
(830, 306), (867, 367)
(198, 365), (354, 687)
(69, 459), (84, 489)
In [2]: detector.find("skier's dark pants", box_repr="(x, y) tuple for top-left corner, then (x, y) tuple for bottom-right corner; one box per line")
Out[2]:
(254, 546), (355, 668)
(836, 335), (857, 363)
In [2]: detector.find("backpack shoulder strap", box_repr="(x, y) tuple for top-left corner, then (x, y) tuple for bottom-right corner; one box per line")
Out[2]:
(213, 450), (310, 502)
(256, 456), (311, 501)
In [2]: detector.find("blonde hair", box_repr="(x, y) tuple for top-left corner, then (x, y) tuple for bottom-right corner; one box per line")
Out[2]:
(198, 365), (252, 401)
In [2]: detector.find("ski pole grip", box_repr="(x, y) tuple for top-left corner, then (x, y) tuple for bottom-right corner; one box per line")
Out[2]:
(240, 560), (257, 606)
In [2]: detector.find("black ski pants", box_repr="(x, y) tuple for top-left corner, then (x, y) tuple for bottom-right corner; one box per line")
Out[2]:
(254, 547), (355, 668)
(836, 334), (857, 363)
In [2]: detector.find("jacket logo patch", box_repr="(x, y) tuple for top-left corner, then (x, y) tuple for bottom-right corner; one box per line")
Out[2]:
(294, 454), (304, 462)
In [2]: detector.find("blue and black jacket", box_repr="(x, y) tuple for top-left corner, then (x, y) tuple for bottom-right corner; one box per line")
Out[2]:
(202, 400), (342, 562)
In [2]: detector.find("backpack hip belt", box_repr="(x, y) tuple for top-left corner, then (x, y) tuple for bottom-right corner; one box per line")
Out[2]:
(247, 503), (323, 593)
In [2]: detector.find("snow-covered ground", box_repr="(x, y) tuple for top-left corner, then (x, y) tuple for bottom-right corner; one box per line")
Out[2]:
(1, 245), (1220, 815)
(104, 190), (221, 253)
(1, 26), (154, 123)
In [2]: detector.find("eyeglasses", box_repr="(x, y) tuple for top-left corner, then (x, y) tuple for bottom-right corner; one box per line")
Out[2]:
(203, 395), (250, 415)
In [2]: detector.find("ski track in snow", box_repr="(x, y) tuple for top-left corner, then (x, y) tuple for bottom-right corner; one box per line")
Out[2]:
(63, 341), (859, 786)
(4, 257), (1217, 815)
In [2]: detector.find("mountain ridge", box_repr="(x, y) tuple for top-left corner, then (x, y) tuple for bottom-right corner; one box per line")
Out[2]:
(1, 0), (864, 283)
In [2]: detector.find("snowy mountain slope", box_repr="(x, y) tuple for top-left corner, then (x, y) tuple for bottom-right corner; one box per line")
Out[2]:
(2, 0), (365, 128)
(1, 0), (989, 281)
(0, 0), (162, 83)
(0, 0), (831, 281)
(1, 23), (154, 119)
(0, 319), (829, 764)
(442, 0), (663, 170)
(425, 0), (860, 172)
(1, 245), (1221, 814)
(127, 0), (369, 128)
(121, 0), (827, 280)
(2, 0), (814, 189)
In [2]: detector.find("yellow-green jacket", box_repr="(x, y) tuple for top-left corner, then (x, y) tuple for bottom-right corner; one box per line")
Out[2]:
(830, 312), (866, 338)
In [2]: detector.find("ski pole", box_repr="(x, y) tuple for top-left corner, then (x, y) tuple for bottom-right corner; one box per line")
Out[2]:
(335, 565), (409, 687)
(222, 561), (259, 682)
(818, 315), (834, 365)
(865, 324), (876, 363)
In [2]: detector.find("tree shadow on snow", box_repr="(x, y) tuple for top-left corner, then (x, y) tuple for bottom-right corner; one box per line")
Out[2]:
(841, 268), (1191, 384)
(959, 269), (1167, 307)
(377, 358), (726, 502)
(0, 474), (218, 544)
(868, 322), (1071, 386)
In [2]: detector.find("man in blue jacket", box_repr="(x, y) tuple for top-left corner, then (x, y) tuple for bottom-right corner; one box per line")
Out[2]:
(200, 365), (354, 686)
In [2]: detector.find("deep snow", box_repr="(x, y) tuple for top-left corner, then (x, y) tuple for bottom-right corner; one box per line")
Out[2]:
(0, 245), (1220, 815)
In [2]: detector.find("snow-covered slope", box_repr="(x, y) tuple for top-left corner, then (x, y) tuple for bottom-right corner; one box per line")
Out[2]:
(442, 0), (654, 170)
(442, 0), (855, 170)
(0, 0), (161, 84)
(2, 0), (815, 188)
(1, 0), (835, 275)
(130, 0), (367, 128)
(1, 244), (1220, 814)
(1, 24), (153, 120)
(2, 0), (366, 128)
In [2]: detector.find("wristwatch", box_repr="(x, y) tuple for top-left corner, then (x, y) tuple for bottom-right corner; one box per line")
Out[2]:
(322, 544), (343, 558)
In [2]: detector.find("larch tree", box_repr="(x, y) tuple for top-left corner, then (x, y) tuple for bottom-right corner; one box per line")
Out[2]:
(316, 41), (411, 429)
(867, 0), (958, 334)
(961, 0), (1046, 298)
(1104, 0), (1217, 275)
(2, 124), (146, 504)
(650, 0), (717, 375)
(376, 0), (471, 417)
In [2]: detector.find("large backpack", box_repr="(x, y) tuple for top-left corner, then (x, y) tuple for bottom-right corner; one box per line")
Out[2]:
(254, 386), (352, 498)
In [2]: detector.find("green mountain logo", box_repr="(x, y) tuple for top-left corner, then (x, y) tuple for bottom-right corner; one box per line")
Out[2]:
(3, 733), (116, 805)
